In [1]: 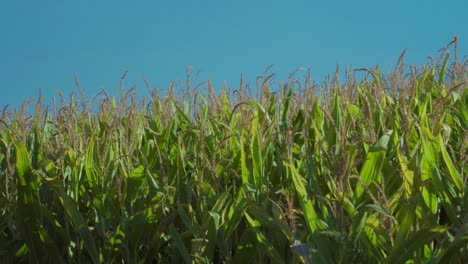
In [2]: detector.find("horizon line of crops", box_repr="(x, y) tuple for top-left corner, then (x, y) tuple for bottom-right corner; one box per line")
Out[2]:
(0, 39), (467, 263)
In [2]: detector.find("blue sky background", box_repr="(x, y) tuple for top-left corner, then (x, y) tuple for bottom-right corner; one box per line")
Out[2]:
(1, 0), (467, 108)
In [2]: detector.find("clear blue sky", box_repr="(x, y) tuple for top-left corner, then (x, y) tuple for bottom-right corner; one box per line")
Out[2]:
(1, 0), (467, 108)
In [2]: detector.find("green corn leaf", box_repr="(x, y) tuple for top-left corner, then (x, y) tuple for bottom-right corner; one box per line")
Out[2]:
(362, 216), (388, 260)
(247, 101), (269, 124)
(347, 101), (360, 118)
(46, 176), (100, 264)
(288, 163), (324, 233)
(225, 185), (248, 237)
(211, 186), (232, 213)
(364, 204), (395, 221)
(420, 127), (439, 214)
(355, 130), (392, 200)
(282, 86), (293, 125)
(396, 141), (414, 195)
(385, 226), (448, 264)
(177, 203), (196, 235)
(437, 234), (468, 263)
(251, 127), (263, 188)
(168, 224), (191, 264)
(85, 136), (99, 191)
(240, 136), (250, 185)
(12, 138), (44, 260)
(247, 201), (294, 241)
(127, 165), (145, 202)
(204, 211), (221, 260)
(244, 213), (285, 264)
(438, 134), (463, 192)
(331, 91), (342, 151)
(173, 102), (192, 126)
(438, 53), (449, 85)
(395, 199), (417, 245)
(352, 211), (368, 244)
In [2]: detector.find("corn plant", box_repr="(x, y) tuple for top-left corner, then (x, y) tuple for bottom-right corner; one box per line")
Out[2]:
(0, 41), (467, 263)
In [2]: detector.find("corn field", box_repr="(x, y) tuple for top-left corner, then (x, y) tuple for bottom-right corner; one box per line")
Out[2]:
(0, 45), (467, 263)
